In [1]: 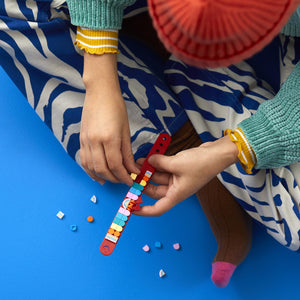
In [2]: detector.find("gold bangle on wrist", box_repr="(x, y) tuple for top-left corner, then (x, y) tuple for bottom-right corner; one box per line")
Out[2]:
(225, 128), (256, 174)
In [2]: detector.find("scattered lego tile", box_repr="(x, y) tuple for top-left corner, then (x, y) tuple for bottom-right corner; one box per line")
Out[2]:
(159, 269), (166, 278)
(90, 195), (97, 204)
(154, 241), (162, 249)
(87, 216), (94, 223)
(56, 211), (64, 219)
(70, 225), (77, 232)
(173, 243), (181, 250)
(142, 245), (150, 252)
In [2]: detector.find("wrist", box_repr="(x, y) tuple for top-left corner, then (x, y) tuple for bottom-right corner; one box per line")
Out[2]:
(196, 135), (239, 177)
(219, 135), (239, 165)
(208, 135), (239, 168)
(83, 52), (119, 89)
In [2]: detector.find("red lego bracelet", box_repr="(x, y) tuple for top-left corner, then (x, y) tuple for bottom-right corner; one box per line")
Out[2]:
(100, 133), (171, 256)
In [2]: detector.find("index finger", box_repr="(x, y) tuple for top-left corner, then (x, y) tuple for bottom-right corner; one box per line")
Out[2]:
(104, 140), (133, 185)
(134, 195), (177, 217)
(143, 182), (169, 199)
(136, 157), (170, 185)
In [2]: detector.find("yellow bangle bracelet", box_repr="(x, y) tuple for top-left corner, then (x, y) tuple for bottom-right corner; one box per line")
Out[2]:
(225, 128), (256, 174)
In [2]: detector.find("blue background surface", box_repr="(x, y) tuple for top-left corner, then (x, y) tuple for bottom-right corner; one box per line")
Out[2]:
(1, 66), (300, 300)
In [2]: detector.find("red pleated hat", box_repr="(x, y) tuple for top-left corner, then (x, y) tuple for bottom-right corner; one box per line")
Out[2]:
(148, 0), (300, 68)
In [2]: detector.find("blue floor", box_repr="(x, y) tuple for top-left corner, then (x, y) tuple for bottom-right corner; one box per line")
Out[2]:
(0, 66), (299, 300)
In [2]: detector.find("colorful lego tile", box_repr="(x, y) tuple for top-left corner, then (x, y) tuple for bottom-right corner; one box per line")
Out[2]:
(122, 198), (131, 209)
(87, 216), (94, 223)
(90, 195), (97, 203)
(56, 211), (64, 219)
(136, 197), (143, 204)
(142, 245), (150, 252)
(119, 207), (131, 216)
(113, 217), (125, 227)
(159, 269), (166, 278)
(173, 243), (181, 250)
(111, 223), (123, 232)
(140, 179), (147, 186)
(142, 176), (149, 182)
(116, 212), (128, 221)
(155, 241), (162, 249)
(132, 204), (141, 211)
(129, 187), (141, 196)
(105, 233), (118, 243)
(70, 225), (77, 232)
(130, 173), (137, 180)
(126, 192), (138, 200)
(145, 170), (152, 178)
(132, 182), (144, 191)
(113, 231), (120, 237)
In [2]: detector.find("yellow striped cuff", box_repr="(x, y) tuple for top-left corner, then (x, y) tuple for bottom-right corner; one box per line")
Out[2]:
(75, 27), (119, 55)
(225, 128), (257, 174)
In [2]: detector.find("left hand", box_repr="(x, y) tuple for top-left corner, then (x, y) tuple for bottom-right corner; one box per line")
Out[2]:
(80, 52), (139, 186)
(135, 135), (239, 217)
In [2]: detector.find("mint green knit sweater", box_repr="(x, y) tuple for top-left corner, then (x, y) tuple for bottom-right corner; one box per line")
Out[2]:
(67, 1), (300, 170)
(239, 6), (300, 169)
(239, 60), (300, 169)
(66, 0), (136, 29)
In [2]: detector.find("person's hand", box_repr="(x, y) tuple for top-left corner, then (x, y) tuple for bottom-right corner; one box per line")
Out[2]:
(135, 135), (239, 216)
(80, 52), (139, 185)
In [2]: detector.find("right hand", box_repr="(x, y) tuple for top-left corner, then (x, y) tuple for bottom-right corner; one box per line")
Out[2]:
(80, 52), (139, 185)
(135, 135), (239, 217)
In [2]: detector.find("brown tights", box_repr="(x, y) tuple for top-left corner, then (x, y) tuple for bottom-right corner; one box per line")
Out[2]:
(165, 121), (252, 266)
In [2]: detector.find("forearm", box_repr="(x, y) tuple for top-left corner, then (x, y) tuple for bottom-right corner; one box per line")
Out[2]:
(80, 51), (134, 185)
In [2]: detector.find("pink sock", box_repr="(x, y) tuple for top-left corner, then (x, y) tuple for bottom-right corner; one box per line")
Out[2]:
(211, 262), (236, 288)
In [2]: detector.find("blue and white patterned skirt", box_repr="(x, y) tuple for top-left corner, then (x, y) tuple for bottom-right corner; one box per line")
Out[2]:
(1, 0), (300, 251)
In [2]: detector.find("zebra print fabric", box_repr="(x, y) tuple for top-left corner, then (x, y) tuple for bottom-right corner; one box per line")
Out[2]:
(166, 36), (300, 251)
(0, 0), (187, 163)
(1, 0), (300, 251)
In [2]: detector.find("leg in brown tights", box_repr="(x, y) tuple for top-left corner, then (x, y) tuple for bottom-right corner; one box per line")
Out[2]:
(196, 178), (252, 287)
(165, 121), (252, 288)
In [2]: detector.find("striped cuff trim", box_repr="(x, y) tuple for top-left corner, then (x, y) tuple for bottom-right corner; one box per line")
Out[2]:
(75, 27), (119, 55)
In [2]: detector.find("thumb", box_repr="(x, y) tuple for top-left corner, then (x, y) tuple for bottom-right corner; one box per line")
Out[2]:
(148, 154), (173, 173)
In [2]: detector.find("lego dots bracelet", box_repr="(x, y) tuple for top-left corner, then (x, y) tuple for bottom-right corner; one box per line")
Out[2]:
(100, 133), (171, 256)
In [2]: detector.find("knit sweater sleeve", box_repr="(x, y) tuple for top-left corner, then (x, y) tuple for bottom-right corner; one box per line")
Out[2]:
(66, 0), (136, 29)
(281, 5), (300, 36)
(238, 61), (300, 169)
